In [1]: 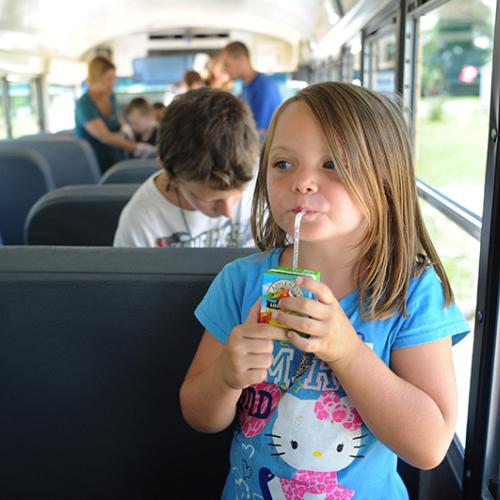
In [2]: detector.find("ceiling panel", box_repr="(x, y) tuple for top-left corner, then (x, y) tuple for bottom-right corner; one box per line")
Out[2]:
(0, 0), (326, 59)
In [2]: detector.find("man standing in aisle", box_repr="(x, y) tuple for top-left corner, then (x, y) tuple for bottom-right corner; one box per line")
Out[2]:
(220, 41), (282, 132)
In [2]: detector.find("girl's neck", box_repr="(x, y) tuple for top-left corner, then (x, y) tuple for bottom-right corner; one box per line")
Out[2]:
(279, 241), (360, 300)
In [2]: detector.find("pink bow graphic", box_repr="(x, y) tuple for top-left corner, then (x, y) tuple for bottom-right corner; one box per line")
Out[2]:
(280, 470), (355, 499)
(314, 391), (363, 431)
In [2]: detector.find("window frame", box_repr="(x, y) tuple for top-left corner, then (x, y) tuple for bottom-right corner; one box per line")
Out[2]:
(339, 0), (500, 496)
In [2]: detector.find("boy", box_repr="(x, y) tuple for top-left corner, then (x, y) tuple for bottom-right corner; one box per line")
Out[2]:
(123, 97), (158, 149)
(113, 88), (259, 248)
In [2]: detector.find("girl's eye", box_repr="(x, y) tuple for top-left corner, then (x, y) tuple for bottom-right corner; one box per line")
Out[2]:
(273, 160), (292, 170)
(324, 160), (336, 170)
(291, 440), (298, 449)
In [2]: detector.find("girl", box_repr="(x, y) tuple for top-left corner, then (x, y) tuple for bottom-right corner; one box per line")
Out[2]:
(179, 82), (469, 499)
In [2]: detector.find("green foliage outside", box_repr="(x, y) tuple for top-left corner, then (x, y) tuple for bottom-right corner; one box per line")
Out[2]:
(420, 0), (493, 97)
(416, 96), (486, 320)
(416, 96), (488, 190)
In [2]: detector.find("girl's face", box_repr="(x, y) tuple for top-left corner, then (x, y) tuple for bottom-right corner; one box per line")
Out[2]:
(266, 101), (366, 245)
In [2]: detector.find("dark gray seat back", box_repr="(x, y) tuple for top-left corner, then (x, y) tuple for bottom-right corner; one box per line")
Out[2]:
(2, 136), (100, 186)
(25, 184), (138, 245)
(0, 148), (55, 244)
(0, 247), (255, 499)
(100, 159), (161, 184)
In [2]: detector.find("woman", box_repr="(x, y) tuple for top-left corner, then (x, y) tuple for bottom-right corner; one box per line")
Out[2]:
(75, 56), (153, 173)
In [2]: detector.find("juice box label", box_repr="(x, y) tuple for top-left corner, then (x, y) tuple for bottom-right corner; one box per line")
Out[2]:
(259, 266), (320, 334)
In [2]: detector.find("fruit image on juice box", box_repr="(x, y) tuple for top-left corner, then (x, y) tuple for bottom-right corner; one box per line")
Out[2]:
(259, 266), (320, 338)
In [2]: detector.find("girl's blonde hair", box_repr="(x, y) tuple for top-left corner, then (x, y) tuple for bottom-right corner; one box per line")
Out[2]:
(88, 56), (115, 85)
(251, 82), (453, 320)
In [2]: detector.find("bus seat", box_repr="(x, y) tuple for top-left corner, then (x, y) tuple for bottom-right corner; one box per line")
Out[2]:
(17, 130), (75, 139)
(3, 136), (101, 186)
(16, 131), (55, 139)
(0, 246), (255, 499)
(99, 158), (161, 185)
(25, 184), (138, 246)
(55, 128), (75, 136)
(0, 148), (55, 245)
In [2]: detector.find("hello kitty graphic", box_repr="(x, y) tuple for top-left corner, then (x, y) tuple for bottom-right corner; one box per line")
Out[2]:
(259, 391), (365, 499)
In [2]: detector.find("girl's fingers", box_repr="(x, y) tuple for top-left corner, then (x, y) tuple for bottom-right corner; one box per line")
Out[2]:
(245, 353), (274, 370)
(239, 323), (288, 342)
(286, 330), (319, 353)
(296, 276), (336, 305)
(271, 310), (323, 337)
(279, 296), (330, 320)
(244, 297), (262, 324)
(243, 338), (277, 355)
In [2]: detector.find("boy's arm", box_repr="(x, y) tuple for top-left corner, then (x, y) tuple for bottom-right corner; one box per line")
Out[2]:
(331, 336), (457, 470)
(179, 331), (242, 433)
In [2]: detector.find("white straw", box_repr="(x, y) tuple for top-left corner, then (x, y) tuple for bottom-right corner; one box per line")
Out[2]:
(293, 210), (306, 270)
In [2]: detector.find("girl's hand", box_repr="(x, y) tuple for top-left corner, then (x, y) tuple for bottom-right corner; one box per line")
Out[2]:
(270, 276), (362, 365)
(219, 298), (288, 390)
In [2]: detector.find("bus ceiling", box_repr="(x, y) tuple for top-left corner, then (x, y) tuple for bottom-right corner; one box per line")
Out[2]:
(0, 0), (367, 77)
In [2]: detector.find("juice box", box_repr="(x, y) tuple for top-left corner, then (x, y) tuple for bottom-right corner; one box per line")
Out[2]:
(259, 266), (320, 337)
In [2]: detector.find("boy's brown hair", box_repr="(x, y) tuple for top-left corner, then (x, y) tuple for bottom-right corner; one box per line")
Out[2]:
(183, 70), (205, 89)
(252, 81), (453, 320)
(158, 88), (259, 190)
(125, 97), (152, 116)
(152, 102), (166, 112)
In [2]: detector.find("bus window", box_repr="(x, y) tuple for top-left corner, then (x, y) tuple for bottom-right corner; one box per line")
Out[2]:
(420, 199), (479, 445)
(342, 35), (362, 85)
(415, 0), (496, 451)
(415, 0), (496, 216)
(48, 85), (76, 132)
(365, 28), (397, 93)
(113, 78), (173, 112)
(8, 79), (39, 138)
(351, 36), (362, 85)
(0, 83), (6, 139)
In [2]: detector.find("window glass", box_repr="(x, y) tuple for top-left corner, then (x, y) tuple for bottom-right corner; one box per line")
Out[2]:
(8, 80), (39, 138)
(0, 83), (6, 139)
(112, 78), (170, 116)
(366, 30), (396, 93)
(48, 85), (76, 132)
(420, 199), (480, 445)
(328, 57), (341, 82)
(343, 35), (362, 84)
(415, 0), (496, 216)
(351, 36), (362, 85)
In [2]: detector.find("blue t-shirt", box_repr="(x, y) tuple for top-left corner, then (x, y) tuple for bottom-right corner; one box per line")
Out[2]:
(74, 92), (124, 173)
(241, 73), (282, 130)
(195, 249), (469, 499)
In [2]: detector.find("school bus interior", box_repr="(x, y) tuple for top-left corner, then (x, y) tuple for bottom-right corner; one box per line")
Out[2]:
(0, 0), (499, 499)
